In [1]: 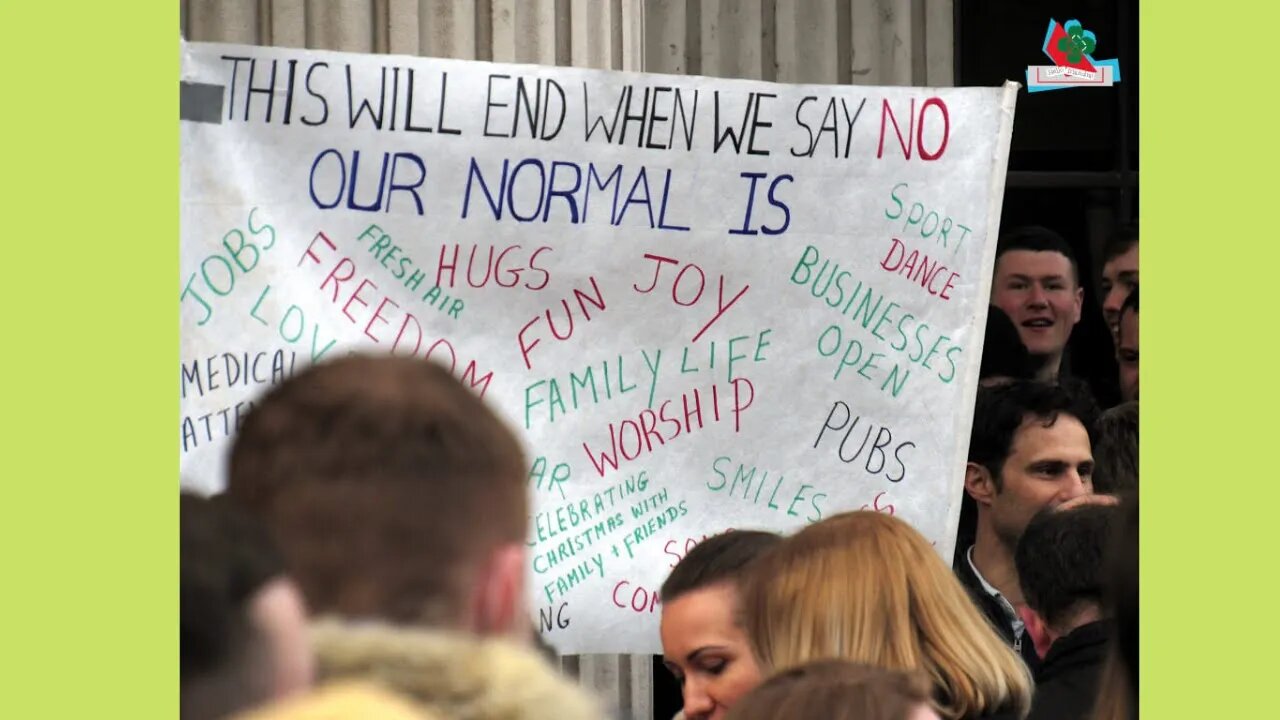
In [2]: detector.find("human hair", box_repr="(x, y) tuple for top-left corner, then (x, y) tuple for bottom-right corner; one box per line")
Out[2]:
(1120, 287), (1139, 318)
(724, 660), (935, 720)
(1015, 503), (1118, 632)
(1092, 496), (1138, 720)
(996, 225), (1080, 285)
(979, 305), (1046, 383)
(1101, 224), (1139, 265)
(968, 380), (1099, 491)
(742, 511), (1032, 720)
(182, 492), (284, 720)
(1092, 402), (1138, 494)
(226, 355), (528, 626)
(660, 530), (782, 604)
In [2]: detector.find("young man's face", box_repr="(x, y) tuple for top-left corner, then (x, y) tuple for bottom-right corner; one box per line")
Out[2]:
(987, 414), (1094, 548)
(1118, 308), (1139, 402)
(1101, 244), (1139, 343)
(991, 251), (1084, 365)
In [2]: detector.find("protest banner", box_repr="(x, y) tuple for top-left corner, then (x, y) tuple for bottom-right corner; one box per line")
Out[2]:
(181, 40), (1016, 652)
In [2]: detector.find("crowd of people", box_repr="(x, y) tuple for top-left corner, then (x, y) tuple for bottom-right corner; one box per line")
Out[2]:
(181, 224), (1139, 720)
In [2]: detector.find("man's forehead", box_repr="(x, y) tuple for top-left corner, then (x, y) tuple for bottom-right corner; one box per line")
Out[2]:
(996, 250), (1074, 278)
(1010, 413), (1090, 452)
(1103, 244), (1140, 273)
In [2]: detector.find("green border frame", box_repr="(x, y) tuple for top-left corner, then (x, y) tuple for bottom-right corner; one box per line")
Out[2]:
(1143, 2), (1276, 716)
(1, 1), (1273, 716)
(1, 5), (175, 717)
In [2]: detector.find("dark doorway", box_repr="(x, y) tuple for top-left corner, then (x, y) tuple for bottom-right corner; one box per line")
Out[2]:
(959, 0), (1138, 407)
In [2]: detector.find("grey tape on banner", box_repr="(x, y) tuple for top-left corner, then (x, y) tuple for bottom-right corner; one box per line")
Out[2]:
(180, 82), (225, 124)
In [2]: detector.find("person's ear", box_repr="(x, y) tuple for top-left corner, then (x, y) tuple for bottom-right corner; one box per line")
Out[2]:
(471, 542), (527, 638)
(1022, 608), (1055, 660)
(965, 462), (997, 506)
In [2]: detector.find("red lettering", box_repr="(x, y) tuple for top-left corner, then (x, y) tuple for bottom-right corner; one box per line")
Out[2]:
(341, 278), (377, 323)
(940, 272), (958, 300)
(495, 245), (521, 287)
(426, 338), (458, 372)
(320, 257), (356, 301)
(926, 265), (949, 296)
(690, 275), (750, 344)
(618, 419), (644, 461)
(917, 97), (950, 160)
(663, 540), (683, 568)
(877, 98), (914, 160)
(546, 298), (576, 340)
(610, 581), (661, 614)
(880, 238), (960, 302)
(460, 359), (494, 398)
(393, 313), (423, 354)
(466, 245), (495, 288)
(635, 252), (747, 343)
(517, 316), (542, 370)
(299, 231), (336, 267)
(365, 297), (399, 342)
(880, 238), (906, 271)
(582, 382), (740, 477)
(526, 246), (552, 290)
(519, 279), (608, 369)
(672, 264), (706, 306)
(582, 424), (622, 477)
(878, 97), (949, 161)
(639, 408), (665, 452)
(914, 256), (939, 290)
(860, 491), (895, 515)
(901, 249), (919, 279)
(436, 244), (460, 287)
(634, 253), (679, 294)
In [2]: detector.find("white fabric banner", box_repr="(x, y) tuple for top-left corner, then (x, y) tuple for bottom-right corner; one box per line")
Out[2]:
(180, 40), (1016, 653)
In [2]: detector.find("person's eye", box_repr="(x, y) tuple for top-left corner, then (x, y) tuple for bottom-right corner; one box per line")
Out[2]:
(1031, 462), (1064, 477)
(700, 659), (728, 676)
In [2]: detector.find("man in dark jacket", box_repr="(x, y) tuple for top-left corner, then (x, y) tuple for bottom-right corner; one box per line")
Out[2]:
(956, 380), (1099, 673)
(1016, 500), (1119, 720)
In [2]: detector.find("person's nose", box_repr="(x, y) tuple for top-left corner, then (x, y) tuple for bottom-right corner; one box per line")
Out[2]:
(1027, 284), (1049, 308)
(682, 677), (715, 719)
(1103, 286), (1126, 315)
(1058, 471), (1089, 501)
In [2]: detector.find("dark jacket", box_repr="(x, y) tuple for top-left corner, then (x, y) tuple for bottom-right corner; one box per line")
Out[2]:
(1026, 620), (1113, 720)
(966, 709), (1023, 720)
(954, 549), (1041, 674)
(958, 704), (1023, 720)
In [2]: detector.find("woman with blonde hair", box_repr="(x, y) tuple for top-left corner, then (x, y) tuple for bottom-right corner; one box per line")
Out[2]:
(741, 511), (1032, 720)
